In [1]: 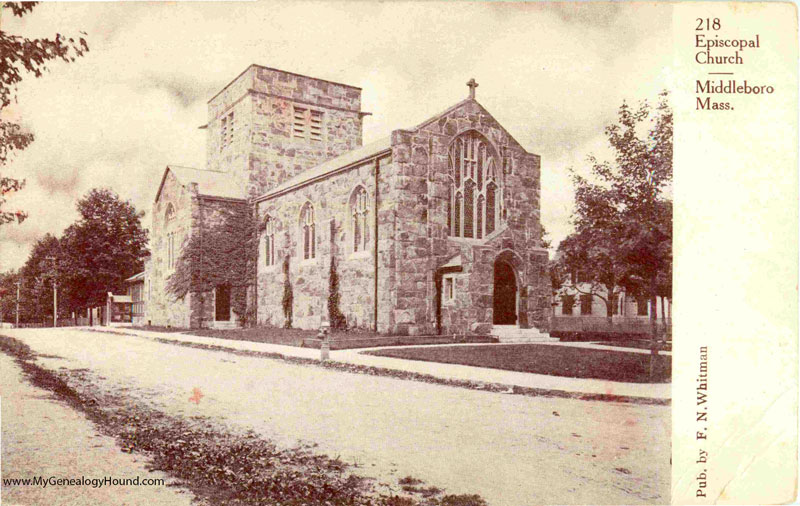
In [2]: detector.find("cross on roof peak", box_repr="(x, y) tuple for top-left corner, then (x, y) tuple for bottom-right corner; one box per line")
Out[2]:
(466, 78), (478, 99)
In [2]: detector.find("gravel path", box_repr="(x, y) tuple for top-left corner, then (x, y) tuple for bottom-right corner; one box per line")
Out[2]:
(0, 353), (199, 506)
(4, 328), (670, 505)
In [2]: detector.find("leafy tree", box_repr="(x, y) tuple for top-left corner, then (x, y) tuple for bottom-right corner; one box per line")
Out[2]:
(60, 188), (148, 311)
(564, 91), (672, 338)
(0, 2), (89, 225)
(166, 203), (255, 326)
(555, 228), (629, 325)
(1, 177), (27, 225)
(0, 269), (21, 323)
(18, 233), (65, 323)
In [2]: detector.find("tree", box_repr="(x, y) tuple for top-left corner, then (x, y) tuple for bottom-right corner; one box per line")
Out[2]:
(555, 228), (629, 325)
(166, 203), (255, 327)
(60, 188), (149, 311)
(0, 269), (21, 323)
(18, 233), (64, 324)
(0, 2), (89, 224)
(565, 91), (672, 339)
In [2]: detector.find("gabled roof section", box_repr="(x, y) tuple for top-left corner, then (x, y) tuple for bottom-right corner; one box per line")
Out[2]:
(125, 272), (145, 283)
(155, 165), (246, 202)
(410, 98), (530, 154)
(258, 137), (391, 201)
(256, 93), (534, 203)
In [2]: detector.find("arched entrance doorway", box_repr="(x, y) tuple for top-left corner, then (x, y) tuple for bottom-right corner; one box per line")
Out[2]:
(493, 261), (517, 325)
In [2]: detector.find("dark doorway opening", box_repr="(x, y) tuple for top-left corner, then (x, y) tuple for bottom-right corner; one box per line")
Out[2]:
(493, 261), (517, 325)
(215, 285), (231, 321)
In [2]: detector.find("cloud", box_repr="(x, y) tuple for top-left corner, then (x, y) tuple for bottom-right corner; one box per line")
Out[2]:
(0, 1), (672, 270)
(139, 72), (221, 109)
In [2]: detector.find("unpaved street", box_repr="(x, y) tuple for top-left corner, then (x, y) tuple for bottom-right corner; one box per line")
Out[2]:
(0, 353), (199, 506)
(3, 328), (670, 505)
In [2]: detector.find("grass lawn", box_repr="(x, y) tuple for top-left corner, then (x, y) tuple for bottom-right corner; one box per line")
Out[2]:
(176, 326), (496, 350)
(365, 344), (671, 383)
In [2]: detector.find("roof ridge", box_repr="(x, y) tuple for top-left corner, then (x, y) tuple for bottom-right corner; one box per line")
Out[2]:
(167, 164), (225, 173)
(256, 137), (391, 202)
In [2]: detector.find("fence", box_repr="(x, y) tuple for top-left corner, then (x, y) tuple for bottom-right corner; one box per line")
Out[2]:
(550, 316), (671, 337)
(6, 320), (82, 329)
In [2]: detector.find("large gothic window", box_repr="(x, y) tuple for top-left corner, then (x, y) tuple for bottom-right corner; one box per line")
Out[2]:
(300, 203), (316, 260)
(263, 216), (276, 267)
(350, 186), (369, 253)
(448, 132), (500, 238)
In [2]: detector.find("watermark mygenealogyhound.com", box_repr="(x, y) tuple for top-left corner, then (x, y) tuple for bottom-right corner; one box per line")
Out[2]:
(2, 476), (165, 489)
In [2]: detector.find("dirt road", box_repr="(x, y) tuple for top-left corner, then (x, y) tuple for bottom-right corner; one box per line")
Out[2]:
(0, 352), (199, 506)
(3, 328), (670, 505)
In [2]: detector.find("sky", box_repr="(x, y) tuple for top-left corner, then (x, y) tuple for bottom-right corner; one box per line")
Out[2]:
(0, 1), (673, 271)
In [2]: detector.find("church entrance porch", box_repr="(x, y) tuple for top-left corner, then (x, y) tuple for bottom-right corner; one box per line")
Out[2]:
(492, 260), (517, 325)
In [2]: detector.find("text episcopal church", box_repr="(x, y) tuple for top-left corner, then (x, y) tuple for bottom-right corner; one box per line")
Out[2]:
(144, 65), (551, 336)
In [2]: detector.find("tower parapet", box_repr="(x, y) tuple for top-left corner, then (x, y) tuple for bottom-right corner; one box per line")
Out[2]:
(206, 65), (364, 198)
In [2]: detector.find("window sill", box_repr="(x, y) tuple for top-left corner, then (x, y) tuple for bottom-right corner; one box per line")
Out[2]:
(299, 257), (319, 267)
(261, 264), (280, 273)
(447, 224), (508, 245)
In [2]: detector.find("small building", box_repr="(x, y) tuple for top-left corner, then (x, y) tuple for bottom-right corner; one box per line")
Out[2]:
(105, 292), (133, 326)
(125, 272), (146, 325)
(551, 284), (671, 337)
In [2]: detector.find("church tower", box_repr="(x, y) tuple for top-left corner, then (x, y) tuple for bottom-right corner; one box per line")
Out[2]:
(205, 65), (364, 198)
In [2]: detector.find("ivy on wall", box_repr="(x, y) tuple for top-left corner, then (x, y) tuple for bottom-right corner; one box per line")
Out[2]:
(328, 255), (346, 330)
(167, 202), (257, 325)
(326, 219), (346, 329)
(281, 254), (293, 328)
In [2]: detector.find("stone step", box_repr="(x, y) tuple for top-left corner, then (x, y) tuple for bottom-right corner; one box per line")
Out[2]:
(490, 325), (556, 343)
(210, 320), (239, 330)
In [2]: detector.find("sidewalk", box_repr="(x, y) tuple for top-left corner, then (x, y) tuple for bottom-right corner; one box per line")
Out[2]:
(94, 327), (671, 403)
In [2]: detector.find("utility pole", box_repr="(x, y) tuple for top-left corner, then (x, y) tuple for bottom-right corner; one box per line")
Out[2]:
(14, 281), (20, 328)
(46, 256), (58, 328)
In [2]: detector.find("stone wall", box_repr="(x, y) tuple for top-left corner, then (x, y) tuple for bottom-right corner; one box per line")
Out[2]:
(206, 65), (363, 199)
(386, 99), (550, 335)
(144, 171), (193, 327)
(188, 196), (250, 328)
(253, 98), (549, 336)
(255, 154), (392, 331)
(163, 68), (549, 336)
(145, 172), (249, 329)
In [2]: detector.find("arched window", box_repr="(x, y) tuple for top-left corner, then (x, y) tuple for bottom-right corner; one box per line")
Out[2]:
(263, 216), (276, 267)
(300, 203), (315, 260)
(350, 186), (369, 253)
(448, 132), (501, 239)
(165, 203), (175, 223)
(165, 204), (177, 268)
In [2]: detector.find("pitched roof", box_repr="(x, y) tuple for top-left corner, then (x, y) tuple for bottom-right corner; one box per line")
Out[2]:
(155, 165), (246, 202)
(258, 137), (391, 201)
(125, 272), (145, 283)
(411, 98), (528, 153)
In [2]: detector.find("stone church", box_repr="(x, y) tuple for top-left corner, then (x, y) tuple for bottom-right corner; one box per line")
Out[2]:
(143, 64), (550, 336)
